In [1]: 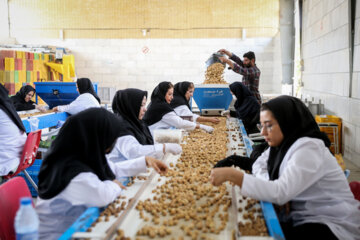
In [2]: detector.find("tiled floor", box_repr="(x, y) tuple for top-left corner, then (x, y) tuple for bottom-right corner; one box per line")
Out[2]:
(344, 158), (360, 182)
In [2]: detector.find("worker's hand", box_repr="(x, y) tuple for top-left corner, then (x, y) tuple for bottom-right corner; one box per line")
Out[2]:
(52, 107), (59, 112)
(200, 124), (214, 133)
(35, 105), (47, 112)
(218, 49), (232, 57)
(113, 179), (127, 190)
(210, 168), (244, 187)
(209, 117), (220, 124)
(164, 143), (182, 155)
(145, 156), (168, 174)
(209, 168), (231, 186)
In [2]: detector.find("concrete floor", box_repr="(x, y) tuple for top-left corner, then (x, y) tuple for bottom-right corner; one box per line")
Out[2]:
(344, 158), (360, 182)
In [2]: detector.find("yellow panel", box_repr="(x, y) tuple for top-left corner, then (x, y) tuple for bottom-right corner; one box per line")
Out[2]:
(9, 0), (279, 39)
(5, 58), (15, 71)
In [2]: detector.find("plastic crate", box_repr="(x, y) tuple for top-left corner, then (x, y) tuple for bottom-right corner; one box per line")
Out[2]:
(18, 159), (42, 197)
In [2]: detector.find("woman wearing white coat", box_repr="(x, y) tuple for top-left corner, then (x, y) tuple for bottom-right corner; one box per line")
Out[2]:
(107, 88), (182, 163)
(0, 84), (27, 178)
(36, 108), (168, 240)
(210, 96), (360, 240)
(143, 81), (214, 136)
(53, 78), (100, 115)
(170, 81), (220, 125)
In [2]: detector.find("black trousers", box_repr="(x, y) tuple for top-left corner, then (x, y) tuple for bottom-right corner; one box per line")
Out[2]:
(281, 222), (338, 240)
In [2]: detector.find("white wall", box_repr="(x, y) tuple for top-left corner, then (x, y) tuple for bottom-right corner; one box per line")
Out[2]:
(0, 0), (10, 43)
(14, 37), (283, 97)
(301, 0), (360, 167)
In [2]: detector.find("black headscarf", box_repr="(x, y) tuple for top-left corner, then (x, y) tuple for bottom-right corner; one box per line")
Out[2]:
(143, 82), (174, 126)
(263, 96), (331, 180)
(229, 82), (260, 120)
(112, 89), (154, 145)
(77, 78), (101, 104)
(0, 84), (26, 132)
(10, 85), (36, 111)
(38, 108), (128, 199)
(170, 81), (192, 110)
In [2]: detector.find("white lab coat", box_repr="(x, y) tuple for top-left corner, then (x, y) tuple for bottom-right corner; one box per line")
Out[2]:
(57, 93), (100, 115)
(0, 109), (27, 176)
(148, 111), (196, 136)
(241, 137), (360, 240)
(173, 105), (200, 123)
(36, 158), (147, 240)
(107, 135), (163, 163)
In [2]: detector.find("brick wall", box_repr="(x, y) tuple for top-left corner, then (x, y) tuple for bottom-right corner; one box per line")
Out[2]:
(301, 0), (360, 167)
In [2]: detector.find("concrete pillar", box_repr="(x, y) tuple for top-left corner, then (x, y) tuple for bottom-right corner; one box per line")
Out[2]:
(279, 0), (295, 88)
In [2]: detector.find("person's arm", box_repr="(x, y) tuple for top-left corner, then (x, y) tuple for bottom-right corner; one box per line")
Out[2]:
(107, 136), (163, 162)
(196, 116), (220, 124)
(55, 104), (70, 113)
(13, 101), (36, 111)
(61, 172), (123, 207)
(251, 148), (270, 180)
(219, 56), (255, 77)
(229, 53), (244, 67)
(107, 157), (147, 178)
(162, 112), (197, 131)
(232, 63), (257, 77)
(108, 156), (168, 178)
(173, 105), (219, 124)
(56, 94), (100, 115)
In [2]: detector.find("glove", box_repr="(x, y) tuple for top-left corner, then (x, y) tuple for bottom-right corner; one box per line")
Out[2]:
(213, 157), (236, 168)
(213, 155), (255, 171)
(200, 124), (214, 133)
(164, 143), (182, 155)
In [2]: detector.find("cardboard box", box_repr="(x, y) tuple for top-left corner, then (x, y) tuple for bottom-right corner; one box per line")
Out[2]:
(0, 59), (4, 70)
(4, 83), (15, 95)
(15, 82), (22, 93)
(15, 59), (22, 70)
(26, 71), (32, 83)
(5, 58), (15, 71)
(5, 71), (14, 83)
(14, 71), (19, 83)
(0, 70), (4, 85)
(26, 59), (33, 71)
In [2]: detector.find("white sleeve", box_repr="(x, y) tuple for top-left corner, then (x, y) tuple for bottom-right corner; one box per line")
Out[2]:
(162, 112), (197, 130)
(57, 104), (71, 113)
(192, 113), (200, 122)
(57, 94), (100, 115)
(107, 157), (147, 178)
(61, 172), (122, 207)
(251, 148), (270, 180)
(107, 135), (163, 162)
(174, 105), (199, 123)
(240, 140), (326, 205)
